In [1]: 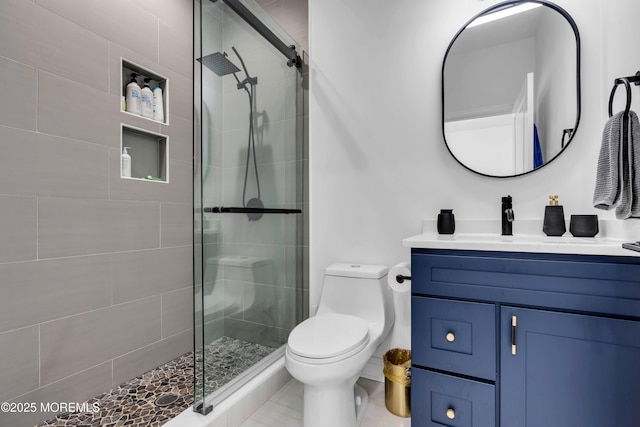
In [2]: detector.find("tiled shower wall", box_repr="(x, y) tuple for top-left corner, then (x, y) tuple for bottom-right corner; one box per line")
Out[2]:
(0, 1), (193, 426)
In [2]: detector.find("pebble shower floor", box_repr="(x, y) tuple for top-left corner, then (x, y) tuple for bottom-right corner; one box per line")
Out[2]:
(36, 337), (275, 427)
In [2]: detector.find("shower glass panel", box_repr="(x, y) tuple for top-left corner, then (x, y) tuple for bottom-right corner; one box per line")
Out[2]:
(193, 0), (306, 414)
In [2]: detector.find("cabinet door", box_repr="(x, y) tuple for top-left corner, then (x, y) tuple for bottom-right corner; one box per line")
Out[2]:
(501, 307), (640, 427)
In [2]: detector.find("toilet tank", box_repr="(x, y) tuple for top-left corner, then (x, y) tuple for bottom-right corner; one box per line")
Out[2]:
(317, 264), (393, 334)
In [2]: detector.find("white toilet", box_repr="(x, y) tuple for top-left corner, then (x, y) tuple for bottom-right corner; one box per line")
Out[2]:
(285, 263), (394, 427)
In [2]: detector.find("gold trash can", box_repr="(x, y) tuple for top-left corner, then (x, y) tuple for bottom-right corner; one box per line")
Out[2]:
(382, 348), (411, 418)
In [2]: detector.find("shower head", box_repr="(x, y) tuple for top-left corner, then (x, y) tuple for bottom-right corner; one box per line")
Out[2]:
(198, 51), (241, 76)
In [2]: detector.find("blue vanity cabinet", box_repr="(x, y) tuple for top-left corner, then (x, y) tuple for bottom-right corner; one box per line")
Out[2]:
(410, 249), (640, 427)
(500, 306), (640, 427)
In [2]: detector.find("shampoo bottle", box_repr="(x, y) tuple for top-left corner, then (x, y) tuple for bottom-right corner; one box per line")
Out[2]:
(122, 147), (132, 178)
(152, 85), (164, 122)
(140, 78), (153, 119)
(125, 73), (141, 115)
(543, 195), (566, 236)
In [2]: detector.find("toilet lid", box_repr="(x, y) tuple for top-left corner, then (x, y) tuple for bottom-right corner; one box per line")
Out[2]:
(288, 313), (369, 359)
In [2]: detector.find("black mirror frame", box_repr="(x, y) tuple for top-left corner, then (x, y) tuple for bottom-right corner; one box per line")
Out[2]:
(442, 0), (581, 178)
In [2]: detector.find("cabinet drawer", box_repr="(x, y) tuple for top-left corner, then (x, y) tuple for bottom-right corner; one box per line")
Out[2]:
(412, 368), (495, 427)
(412, 297), (495, 380)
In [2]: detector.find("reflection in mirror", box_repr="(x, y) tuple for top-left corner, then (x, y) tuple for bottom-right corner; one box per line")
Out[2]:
(443, 0), (580, 177)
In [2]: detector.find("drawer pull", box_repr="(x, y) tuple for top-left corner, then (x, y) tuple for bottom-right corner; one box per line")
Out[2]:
(446, 332), (455, 342)
(446, 408), (456, 419)
(511, 315), (517, 355)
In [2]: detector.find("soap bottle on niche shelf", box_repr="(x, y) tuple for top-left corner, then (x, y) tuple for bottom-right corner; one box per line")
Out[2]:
(543, 195), (566, 236)
(152, 84), (164, 123)
(125, 73), (141, 115)
(140, 78), (153, 119)
(121, 147), (132, 178)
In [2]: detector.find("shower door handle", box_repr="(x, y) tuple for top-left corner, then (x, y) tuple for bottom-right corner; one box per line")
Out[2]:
(203, 206), (302, 214)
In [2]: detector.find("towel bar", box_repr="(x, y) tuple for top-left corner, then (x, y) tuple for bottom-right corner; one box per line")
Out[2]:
(608, 71), (640, 118)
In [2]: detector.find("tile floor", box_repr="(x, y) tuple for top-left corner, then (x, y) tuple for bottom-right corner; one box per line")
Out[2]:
(239, 378), (411, 427)
(36, 337), (275, 427)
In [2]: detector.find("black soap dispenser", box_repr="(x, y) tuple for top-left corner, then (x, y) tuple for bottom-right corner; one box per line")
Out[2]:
(437, 209), (455, 234)
(543, 195), (566, 236)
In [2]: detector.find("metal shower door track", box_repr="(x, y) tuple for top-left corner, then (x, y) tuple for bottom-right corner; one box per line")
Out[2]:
(210, 0), (302, 68)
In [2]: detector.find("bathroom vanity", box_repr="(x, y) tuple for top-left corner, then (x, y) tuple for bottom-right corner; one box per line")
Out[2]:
(404, 233), (640, 427)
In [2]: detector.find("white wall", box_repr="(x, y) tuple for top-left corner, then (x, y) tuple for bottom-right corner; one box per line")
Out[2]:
(309, 0), (640, 352)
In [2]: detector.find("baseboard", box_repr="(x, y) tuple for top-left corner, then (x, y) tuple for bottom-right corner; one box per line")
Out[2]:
(360, 357), (384, 382)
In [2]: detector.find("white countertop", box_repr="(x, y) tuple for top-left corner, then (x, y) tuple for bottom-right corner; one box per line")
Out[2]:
(402, 220), (640, 257)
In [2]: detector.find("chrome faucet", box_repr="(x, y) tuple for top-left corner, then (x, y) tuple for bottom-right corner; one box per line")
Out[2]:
(502, 195), (514, 236)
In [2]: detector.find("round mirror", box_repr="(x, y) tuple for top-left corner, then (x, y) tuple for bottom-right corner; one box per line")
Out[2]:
(442, 0), (580, 177)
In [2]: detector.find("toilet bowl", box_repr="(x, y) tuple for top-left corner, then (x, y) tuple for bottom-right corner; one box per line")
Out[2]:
(285, 263), (394, 427)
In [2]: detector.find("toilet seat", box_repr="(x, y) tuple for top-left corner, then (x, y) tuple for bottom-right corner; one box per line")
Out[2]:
(288, 313), (370, 363)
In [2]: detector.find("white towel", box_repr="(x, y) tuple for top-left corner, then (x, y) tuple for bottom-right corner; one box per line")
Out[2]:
(593, 110), (640, 219)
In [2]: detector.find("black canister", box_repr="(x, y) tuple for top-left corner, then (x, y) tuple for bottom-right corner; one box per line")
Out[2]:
(437, 209), (455, 234)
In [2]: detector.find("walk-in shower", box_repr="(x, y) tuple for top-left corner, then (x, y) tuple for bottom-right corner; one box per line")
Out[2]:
(193, 0), (307, 415)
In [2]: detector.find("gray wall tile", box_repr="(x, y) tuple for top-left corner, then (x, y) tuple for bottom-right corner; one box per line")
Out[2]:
(0, 255), (111, 334)
(161, 203), (193, 247)
(112, 329), (191, 387)
(162, 287), (193, 338)
(132, 0), (192, 35)
(40, 297), (161, 385)
(0, 195), (37, 263)
(2, 362), (111, 427)
(38, 71), (120, 147)
(112, 246), (192, 304)
(0, 125), (109, 199)
(167, 71), (193, 121)
(159, 22), (193, 79)
(162, 114), (193, 162)
(36, 0), (159, 63)
(0, 0), (195, 411)
(0, 0), (109, 91)
(0, 327), (39, 402)
(38, 197), (160, 258)
(109, 153), (192, 203)
(0, 57), (37, 130)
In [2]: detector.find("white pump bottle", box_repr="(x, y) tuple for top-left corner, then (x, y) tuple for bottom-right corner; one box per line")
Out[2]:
(152, 86), (164, 122)
(122, 147), (132, 178)
(125, 74), (141, 115)
(140, 78), (153, 119)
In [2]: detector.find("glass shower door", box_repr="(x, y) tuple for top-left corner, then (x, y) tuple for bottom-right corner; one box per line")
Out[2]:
(193, 0), (306, 414)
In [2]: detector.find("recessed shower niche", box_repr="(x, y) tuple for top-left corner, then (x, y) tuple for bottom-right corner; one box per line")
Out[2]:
(121, 58), (169, 125)
(120, 124), (169, 183)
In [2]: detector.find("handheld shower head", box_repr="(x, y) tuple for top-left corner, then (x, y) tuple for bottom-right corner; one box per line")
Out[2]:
(232, 46), (258, 88)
